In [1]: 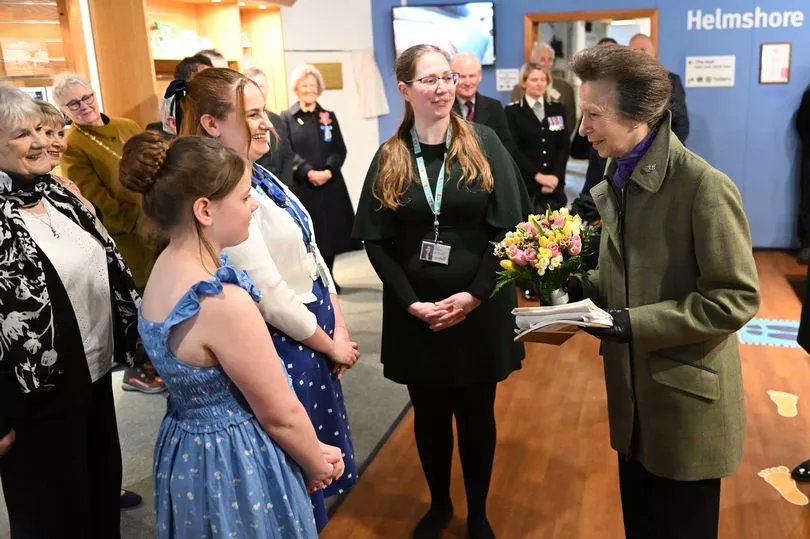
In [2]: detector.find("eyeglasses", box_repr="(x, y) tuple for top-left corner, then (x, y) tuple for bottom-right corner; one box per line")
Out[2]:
(64, 93), (96, 111)
(406, 72), (460, 88)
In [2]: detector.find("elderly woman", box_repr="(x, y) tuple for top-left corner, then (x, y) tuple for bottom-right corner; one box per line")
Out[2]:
(0, 85), (141, 537)
(569, 46), (760, 538)
(53, 72), (163, 394)
(281, 64), (360, 289)
(505, 63), (570, 213)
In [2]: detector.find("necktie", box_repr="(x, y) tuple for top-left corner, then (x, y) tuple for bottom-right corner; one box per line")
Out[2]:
(465, 100), (474, 121)
(532, 100), (545, 122)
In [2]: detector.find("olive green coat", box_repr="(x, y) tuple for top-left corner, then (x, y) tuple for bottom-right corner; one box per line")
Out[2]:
(584, 113), (760, 481)
(60, 115), (154, 289)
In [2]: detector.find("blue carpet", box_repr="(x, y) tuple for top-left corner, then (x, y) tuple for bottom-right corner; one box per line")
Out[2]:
(738, 318), (801, 348)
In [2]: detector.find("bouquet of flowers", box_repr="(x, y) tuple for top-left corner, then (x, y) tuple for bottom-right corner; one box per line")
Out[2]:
(493, 207), (595, 304)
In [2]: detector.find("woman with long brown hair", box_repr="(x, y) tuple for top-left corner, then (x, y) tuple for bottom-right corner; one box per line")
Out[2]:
(176, 67), (359, 529)
(353, 45), (527, 539)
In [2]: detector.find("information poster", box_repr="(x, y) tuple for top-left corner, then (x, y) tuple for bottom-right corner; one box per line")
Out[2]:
(759, 42), (791, 84)
(684, 55), (736, 88)
(496, 68), (519, 92)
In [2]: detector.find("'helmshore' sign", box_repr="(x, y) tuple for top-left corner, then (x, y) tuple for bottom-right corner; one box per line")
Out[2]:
(687, 7), (804, 30)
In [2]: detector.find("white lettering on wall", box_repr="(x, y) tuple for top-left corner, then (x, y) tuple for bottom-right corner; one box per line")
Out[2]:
(687, 7), (804, 30)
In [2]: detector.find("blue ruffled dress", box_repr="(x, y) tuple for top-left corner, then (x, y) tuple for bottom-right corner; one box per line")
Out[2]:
(138, 264), (318, 538)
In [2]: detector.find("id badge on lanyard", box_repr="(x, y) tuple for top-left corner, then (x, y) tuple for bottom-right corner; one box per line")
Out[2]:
(412, 127), (452, 265)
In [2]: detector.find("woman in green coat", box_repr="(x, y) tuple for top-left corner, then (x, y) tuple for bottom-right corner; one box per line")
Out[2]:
(569, 45), (760, 539)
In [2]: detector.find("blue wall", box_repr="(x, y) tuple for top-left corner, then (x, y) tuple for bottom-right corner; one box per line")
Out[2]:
(371, 0), (810, 248)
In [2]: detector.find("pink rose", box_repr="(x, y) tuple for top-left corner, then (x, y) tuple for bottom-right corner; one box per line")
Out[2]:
(519, 223), (539, 238)
(507, 245), (527, 266)
(569, 235), (582, 255)
(523, 247), (537, 263)
(554, 216), (566, 229)
(549, 244), (561, 258)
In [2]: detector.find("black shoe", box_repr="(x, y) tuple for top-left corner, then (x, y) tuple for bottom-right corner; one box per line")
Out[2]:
(467, 515), (496, 539)
(792, 459), (810, 482)
(120, 489), (143, 510)
(412, 501), (453, 539)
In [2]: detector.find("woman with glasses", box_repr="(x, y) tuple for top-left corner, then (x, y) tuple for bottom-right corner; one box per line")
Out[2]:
(353, 45), (526, 539)
(281, 64), (360, 292)
(505, 63), (570, 213)
(52, 72), (164, 396)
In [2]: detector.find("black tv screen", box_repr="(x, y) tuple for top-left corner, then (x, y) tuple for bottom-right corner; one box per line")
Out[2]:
(392, 2), (495, 65)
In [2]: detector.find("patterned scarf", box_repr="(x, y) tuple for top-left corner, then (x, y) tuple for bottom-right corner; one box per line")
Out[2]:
(0, 171), (140, 393)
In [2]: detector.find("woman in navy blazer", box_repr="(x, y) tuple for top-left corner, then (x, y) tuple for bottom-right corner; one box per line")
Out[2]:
(505, 64), (570, 213)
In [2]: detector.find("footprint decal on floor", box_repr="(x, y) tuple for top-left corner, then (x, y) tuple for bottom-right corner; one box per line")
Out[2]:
(767, 390), (799, 418)
(758, 466), (809, 506)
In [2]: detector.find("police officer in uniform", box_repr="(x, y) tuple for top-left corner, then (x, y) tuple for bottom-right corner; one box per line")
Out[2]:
(505, 63), (570, 213)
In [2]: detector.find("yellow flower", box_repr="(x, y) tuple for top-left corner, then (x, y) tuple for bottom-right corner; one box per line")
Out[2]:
(500, 260), (515, 272)
(539, 248), (552, 260)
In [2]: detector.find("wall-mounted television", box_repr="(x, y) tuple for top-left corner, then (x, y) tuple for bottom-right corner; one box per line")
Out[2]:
(392, 2), (495, 65)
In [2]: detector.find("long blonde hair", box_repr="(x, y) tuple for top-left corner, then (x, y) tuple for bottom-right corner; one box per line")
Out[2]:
(374, 45), (493, 209)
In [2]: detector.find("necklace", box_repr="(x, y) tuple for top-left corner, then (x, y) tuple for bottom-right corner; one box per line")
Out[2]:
(73, 124), (123, 160)
(24, 203), (60, 239)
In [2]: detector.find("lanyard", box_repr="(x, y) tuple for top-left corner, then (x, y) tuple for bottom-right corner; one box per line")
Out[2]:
(410, 126), (451, 241)
(251, 164), (314, 251)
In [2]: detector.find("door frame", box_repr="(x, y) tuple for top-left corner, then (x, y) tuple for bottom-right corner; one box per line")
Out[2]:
(523, 9), (660, 61)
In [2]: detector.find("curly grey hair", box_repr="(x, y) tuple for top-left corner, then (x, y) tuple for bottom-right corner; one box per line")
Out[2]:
(52, 71), (93, 106)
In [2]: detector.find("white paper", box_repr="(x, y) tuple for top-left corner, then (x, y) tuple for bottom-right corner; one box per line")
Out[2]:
(496, 68), (519, 92)
(760, 43), (791, 84)
(684, 55), (736, 87)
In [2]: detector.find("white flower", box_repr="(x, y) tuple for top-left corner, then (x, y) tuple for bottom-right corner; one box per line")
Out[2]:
(40, 349), (57, 367)
(1, 311), (28, 341)
(14, 283), (31, 300)
(23, 336), (41, 354)
(0, 171), (11, 191)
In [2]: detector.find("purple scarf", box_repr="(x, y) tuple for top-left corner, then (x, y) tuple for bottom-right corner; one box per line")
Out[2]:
(612, 127), (658, 190)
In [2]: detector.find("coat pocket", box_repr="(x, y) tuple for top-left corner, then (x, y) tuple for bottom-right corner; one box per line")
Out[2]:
(648, 348), (720, 401)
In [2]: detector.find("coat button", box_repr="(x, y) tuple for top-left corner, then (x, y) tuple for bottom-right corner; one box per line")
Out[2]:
(543, 162), (548, 166)
(541, 138), (546, 142)
(542, 150), (547, 154)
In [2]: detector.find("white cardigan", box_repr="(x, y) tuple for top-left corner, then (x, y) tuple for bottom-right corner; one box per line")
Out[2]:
(224, 181), (336, 342)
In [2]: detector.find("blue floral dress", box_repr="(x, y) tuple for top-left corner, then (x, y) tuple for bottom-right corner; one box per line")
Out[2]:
(252, 165), (358, 528)
(138, 264), (317, 538)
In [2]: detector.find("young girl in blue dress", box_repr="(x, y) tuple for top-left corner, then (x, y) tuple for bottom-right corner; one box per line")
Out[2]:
(121, 132), (345, 538)
(177, 68), (360, 528)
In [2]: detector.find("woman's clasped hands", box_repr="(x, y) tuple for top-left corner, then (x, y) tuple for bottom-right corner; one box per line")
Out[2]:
(306, 442), (345, 493)
(408, 292), (481, 332)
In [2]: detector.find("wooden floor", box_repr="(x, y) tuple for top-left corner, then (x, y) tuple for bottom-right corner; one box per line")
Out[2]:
(322, 252), (810, 539)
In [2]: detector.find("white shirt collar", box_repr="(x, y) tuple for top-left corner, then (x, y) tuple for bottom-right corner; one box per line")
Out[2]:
(525, 95), (544, 110)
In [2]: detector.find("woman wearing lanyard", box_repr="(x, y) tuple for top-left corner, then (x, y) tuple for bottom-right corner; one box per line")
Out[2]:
(176, 67), (360, 529)
(353, 45), (526, 539)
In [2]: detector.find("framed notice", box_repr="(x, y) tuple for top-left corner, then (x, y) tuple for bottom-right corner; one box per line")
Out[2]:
(759, 42), (791, 84)
(0, 39), (51, 77)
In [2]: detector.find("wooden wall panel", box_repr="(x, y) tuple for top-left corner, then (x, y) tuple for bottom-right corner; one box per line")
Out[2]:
(87, 0), (158, 126)
(195, 3), (241, 66)
(241, 8), (288, 112)
(146, 0), (197, 35)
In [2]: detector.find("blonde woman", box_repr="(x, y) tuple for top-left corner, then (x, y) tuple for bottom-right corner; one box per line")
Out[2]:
(353, 45), (527, 539)
(281, 64), (360, 290)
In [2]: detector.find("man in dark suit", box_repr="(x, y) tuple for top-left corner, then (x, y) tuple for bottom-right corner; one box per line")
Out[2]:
(451, 52), (515, 153)
(795, 84), (810, 264)
(629, 34), (690, 143)
(793, 265), (810, 482)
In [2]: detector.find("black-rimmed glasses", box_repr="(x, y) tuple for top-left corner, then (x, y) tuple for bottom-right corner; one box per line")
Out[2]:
(64, 93), (96, 111)
(406, 72), (460, 88)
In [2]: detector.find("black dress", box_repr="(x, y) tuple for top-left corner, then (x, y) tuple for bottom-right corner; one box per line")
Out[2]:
(352, 124), (526, 386)
(505, 97), (570, 212)
(281, 102), (360, 258)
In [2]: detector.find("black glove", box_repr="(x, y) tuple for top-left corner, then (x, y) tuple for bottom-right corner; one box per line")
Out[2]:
(584, 308), (632, 343)
(566, 276), (584, 303)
